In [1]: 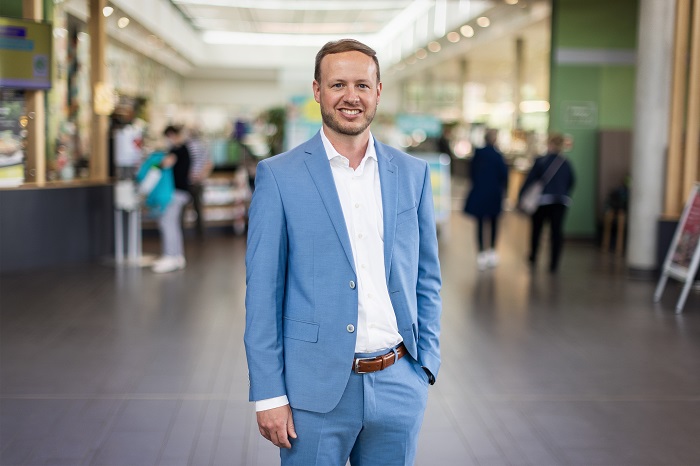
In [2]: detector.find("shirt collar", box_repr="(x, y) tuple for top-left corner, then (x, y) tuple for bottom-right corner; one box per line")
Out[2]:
(320, 128), (377, 166)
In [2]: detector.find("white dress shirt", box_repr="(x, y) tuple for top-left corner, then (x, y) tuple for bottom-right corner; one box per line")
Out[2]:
(255, 129), (402, 412)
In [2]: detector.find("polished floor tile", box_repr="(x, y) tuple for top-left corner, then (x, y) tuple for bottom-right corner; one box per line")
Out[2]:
(1, 207), (699, 465)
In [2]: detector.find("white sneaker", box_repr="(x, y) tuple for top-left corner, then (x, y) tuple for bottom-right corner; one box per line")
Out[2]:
(487, 249), (499, 267)
(152, 255), (186, 273)
(477, 252), (489, 271)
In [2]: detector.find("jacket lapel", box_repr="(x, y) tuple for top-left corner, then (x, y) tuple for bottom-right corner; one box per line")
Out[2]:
(376, 143), (398, 282)
(304, 134), (356, 274)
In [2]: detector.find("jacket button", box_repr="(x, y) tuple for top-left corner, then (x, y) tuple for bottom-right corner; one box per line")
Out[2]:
(347, 324), (355, 333)
(349, 280), (356, 289)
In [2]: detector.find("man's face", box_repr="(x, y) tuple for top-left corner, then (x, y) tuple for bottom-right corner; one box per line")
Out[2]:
(313, 51), (382, 138)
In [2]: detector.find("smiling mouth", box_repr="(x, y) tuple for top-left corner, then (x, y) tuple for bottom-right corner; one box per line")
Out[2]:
(340, 109), (361, 115)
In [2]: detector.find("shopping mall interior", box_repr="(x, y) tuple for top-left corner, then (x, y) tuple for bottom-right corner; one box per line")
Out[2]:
(1, 0), (700, 465)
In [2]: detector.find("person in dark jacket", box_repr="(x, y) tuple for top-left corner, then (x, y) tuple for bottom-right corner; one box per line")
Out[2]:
(463, 129), (509, 270)
(519, 133), (575, 273)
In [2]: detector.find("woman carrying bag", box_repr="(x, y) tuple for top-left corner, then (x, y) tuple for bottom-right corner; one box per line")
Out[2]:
(518, 133), (575, 273)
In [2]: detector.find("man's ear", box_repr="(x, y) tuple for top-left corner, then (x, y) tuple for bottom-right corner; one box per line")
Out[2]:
(313, 80), (321, 103)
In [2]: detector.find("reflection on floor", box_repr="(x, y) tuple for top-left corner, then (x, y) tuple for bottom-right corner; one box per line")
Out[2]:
(1, 211), (699, 466)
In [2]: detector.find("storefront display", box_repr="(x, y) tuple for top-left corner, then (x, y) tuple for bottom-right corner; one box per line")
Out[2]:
(0, 90), (26, 187)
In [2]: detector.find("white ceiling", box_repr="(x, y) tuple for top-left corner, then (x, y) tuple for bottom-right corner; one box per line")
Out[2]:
(173, 0), (417, 36)
(67, 0), (551, 92)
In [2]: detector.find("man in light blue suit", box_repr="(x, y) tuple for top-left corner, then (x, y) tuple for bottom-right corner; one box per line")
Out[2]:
(245, 39), (442, 466)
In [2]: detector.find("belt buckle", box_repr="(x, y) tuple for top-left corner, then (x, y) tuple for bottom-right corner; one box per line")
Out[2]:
(353, 356), (373, 374)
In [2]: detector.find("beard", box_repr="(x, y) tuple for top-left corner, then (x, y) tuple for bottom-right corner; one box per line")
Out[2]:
(320, 104), (377, 136)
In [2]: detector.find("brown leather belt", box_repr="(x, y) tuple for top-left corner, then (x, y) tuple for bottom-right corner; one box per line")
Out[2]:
(352, 343), (407, 374)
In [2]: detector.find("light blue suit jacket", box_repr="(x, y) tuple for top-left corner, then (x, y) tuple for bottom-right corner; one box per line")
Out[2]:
(244, 132), (441, 414)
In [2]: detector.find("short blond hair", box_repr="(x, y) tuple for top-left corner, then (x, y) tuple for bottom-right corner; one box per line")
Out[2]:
(315, 39), (380, 84)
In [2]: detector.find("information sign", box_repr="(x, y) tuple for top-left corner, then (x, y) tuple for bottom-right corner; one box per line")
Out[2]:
(654, 184), (700, 313)
(0, 17), (52, 90)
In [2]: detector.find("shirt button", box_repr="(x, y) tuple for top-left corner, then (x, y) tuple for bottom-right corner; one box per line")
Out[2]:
(347, 324), (355, 333)
(355, 203), (360, 208)
(349, 280), (356, 289)
(357, 233), (363, 239)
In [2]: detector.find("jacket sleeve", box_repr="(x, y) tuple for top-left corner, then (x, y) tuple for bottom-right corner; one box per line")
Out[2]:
(244, 160), (288, 402)
(415, 162), (443, 380)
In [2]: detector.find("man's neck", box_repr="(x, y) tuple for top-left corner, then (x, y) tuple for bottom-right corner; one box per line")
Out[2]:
(323, 126), (370, 170)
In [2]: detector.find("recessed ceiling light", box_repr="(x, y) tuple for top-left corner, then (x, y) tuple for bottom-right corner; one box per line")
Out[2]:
(447, 31), (460, 43)
(428, 41), (441, 52)
(477, 17), (490, 27)
(460, 25), (474, 38)
(415, 48), (428, 59)
(117, 17), (130, 28)
(505, 0), (518, 4)
(102, 6), (114, 17)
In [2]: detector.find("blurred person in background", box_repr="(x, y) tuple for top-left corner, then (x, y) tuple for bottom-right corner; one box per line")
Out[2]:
(463, 129), (508, 270)
(186, 128), (212, 239)
(152, 125), (191, 273)
(519, 133), (576, 273)
(245, 38), (441, 466)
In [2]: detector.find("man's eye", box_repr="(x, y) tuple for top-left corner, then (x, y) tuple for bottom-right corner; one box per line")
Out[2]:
(332, 83), (343, 88)
(358, 84), (369, 89)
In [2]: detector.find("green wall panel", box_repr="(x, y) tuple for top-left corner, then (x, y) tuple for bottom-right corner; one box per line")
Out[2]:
(0, 0), (52, 19)
(0, 0), (23, 18)
(554, 0), (639, 49)
(549, 0), (639, 237)
(551, 67), (601, 236)
(599, 66), (636, 128)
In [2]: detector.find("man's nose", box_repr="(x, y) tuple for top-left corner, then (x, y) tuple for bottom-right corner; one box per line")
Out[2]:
(344, 88), (360, 104)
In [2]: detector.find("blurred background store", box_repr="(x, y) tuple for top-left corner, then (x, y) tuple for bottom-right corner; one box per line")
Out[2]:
(4, 0), (677, 269)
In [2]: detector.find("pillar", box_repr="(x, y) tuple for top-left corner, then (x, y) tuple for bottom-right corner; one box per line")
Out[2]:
(514, 37), (524, 130)
(23, 0), (45, 185)
(627, 0), (676, 271)
(683, 0), (700, 199)
(89, 0), (108, 181)
(665, 0), (691, 216)
(459, 58), (468, 121)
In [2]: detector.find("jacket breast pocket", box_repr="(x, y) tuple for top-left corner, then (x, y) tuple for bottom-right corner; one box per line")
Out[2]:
(283, 317), (319, 342)
(396, 205), (417, 226)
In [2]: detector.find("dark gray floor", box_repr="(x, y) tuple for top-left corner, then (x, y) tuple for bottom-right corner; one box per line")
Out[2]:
(1, 210), (699, 466)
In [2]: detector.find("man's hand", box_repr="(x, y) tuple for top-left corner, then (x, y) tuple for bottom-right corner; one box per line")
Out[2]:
(256, 404), (297, 449)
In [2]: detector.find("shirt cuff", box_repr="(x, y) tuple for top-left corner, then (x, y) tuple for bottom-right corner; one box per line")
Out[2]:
(255, 395), (289, 412)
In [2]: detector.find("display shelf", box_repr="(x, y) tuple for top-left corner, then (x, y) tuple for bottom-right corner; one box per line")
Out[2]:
(142, 170), (251, 231)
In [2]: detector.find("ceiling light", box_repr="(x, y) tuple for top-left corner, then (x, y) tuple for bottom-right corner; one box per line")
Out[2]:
(102, 6), (113, 17)
(460, 25), (474, 37)
(428, 41), (441, 52)
(505, 0), (518, 4)
(447, 31), (461, 43)
(117, 17), (130, 28)
(406, 56), (417, 65)
(477, 17), (490, 27)
(415, 48), (428, 59)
